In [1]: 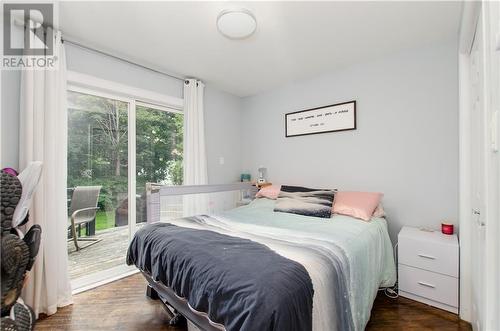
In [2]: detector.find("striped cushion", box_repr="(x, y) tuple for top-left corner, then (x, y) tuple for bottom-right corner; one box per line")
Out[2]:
(274, 185), (336, 218)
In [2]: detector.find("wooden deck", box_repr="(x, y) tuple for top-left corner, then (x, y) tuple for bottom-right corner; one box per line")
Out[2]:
(67, 200), (183, 281)
(68, 225), (138, 280)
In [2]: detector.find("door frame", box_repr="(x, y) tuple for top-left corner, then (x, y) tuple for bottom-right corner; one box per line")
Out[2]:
(458, 1), (481, 323)
(483, 2), (500, 329)
(458, 1), (500, 329)
(67, 71), (184, 291)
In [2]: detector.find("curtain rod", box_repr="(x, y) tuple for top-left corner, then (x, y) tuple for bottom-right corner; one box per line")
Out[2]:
(61, 37), (186, 83)
(13, 17), (187, 83)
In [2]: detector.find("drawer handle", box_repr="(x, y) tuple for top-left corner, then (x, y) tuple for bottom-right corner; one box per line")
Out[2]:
(418, 281), (436, 289)
(418, 254), (436, 260)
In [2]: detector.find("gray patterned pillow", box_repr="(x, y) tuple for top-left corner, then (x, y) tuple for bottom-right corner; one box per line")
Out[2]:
(273, 185), (336, 218)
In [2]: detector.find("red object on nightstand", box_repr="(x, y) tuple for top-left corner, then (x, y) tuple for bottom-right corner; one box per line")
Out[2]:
(441, 223), (454, 235)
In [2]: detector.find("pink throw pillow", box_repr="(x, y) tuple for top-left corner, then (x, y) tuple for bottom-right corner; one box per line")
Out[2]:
(256, 185), (282, 200)
(333, 191), (383, 221)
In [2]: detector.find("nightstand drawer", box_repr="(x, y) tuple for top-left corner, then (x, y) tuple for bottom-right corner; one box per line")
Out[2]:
(399, 264), (458, 308)
(398, 233), (458, 277)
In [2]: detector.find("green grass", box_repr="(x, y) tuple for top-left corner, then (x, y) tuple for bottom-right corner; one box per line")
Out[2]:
(74, 211), (114, 237)
(95, 211), (115, 231)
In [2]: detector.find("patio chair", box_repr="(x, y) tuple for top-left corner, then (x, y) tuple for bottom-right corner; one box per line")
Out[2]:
(68, 186), (102, 251)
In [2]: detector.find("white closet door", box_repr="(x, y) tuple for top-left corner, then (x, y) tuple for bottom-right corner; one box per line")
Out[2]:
(469, 11), (487, 331)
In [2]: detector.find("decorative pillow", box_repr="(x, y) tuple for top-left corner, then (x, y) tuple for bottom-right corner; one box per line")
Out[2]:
(333, 191), (383, 221)
(256, 185), (282, 200)
(372, 204), (385, 218)
(274, 185), (336, 218)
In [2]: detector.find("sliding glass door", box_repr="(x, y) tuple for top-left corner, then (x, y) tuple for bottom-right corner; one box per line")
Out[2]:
(67, 90), (130, 283)
(67, 86), (182, 289)
(135, 103), (183, 224)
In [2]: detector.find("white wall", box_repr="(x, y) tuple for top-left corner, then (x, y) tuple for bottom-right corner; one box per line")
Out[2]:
(241, 40), (459, 241)
(0, 43), (242, 184)
(204, 85), (242, 184)
(65, 44), (183, 99)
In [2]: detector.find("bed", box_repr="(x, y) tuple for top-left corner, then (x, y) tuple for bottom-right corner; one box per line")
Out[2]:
(127, 197), (396, 331)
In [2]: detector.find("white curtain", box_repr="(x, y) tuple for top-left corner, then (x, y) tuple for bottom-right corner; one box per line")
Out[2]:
(20, 29), (72, 317)
(183, 79), (208, 216)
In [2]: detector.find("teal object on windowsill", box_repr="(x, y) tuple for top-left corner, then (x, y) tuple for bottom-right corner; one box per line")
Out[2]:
(240, 173), (251, 182)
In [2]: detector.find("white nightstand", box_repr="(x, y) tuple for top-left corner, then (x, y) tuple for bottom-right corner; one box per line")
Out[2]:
(398, 226), (459, 313)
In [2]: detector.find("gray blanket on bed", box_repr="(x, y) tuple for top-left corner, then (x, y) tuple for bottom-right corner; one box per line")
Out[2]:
(126, 217), (314, 331)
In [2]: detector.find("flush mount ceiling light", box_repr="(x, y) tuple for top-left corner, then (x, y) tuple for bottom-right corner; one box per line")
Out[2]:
(217, 9), (257, 39)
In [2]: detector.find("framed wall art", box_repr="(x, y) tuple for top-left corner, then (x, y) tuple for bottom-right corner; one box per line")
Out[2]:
(285, 100), (356, 137)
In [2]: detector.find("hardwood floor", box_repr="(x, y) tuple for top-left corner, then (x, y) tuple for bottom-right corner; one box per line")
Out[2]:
(366, 292), (471, 331)
(36, 273), (471, 331)
(36, 274), (178, 331)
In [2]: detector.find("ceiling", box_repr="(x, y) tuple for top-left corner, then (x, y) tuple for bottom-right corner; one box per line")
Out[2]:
(60, 1), (462, 97)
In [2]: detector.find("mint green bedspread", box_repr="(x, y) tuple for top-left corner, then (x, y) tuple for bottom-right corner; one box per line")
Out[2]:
(221, 198), (396, 330)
